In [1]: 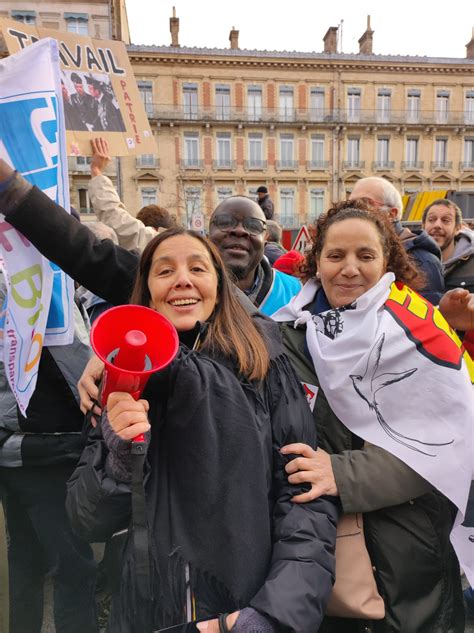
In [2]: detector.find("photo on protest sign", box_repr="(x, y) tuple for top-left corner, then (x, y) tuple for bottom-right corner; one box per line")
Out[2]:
(0, 18), (156, 157)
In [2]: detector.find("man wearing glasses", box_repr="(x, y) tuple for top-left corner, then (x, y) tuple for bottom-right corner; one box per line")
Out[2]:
(209, 196), (301, 315)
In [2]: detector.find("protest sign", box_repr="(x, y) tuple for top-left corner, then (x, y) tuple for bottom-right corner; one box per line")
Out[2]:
(0, 18), (156, 157)
(0, 38), (74, 414)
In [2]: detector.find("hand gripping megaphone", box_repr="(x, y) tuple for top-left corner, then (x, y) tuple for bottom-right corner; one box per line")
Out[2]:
(90, 305), (179, 440)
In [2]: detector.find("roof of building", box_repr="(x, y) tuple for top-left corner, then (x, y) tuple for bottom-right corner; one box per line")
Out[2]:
(127, 44), (474, 65)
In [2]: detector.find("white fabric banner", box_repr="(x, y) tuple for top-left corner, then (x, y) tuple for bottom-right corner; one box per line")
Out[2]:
(273, 273), (474, 582)
(0, 38), (74, 415)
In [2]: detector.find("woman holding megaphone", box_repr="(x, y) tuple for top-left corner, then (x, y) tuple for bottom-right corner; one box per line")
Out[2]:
(64, 227), (338, 633)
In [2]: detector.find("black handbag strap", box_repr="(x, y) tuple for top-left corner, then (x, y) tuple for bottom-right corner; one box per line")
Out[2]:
(131, 440), (152, 632)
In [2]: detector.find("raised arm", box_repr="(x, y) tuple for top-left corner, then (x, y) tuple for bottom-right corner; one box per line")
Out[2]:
(89, 138), (157, 252)
(0, 160), (138, 306)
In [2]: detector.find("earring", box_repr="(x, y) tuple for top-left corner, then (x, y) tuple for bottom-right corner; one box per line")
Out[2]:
(316, 271), (321, 279)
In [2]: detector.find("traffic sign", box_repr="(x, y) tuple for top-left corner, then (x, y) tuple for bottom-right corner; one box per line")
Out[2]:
(292, 225), (311, 253)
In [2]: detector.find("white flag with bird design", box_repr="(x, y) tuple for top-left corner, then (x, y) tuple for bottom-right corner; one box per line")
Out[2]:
(273, 272), (474, 582)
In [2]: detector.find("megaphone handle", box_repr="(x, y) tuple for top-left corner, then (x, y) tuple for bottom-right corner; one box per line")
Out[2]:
(131, 389), (145, 444)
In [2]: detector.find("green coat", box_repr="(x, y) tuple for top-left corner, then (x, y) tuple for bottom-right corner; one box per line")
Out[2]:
(280, 321), (464, 633)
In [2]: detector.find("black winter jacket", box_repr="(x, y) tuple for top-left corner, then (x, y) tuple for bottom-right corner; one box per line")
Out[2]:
(2, 181), (339, 633)
(258, 195), (274, 220)
(396, 224), (444, 305)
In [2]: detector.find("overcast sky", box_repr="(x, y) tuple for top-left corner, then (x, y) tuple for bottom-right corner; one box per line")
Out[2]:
(125, 1), (474, 59)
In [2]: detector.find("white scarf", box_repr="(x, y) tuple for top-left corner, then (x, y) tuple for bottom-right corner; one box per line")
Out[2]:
(273, 273), (474, 582)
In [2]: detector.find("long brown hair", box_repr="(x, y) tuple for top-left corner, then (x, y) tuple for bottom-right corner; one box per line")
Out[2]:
(130, 227), (270, 381)
(300, 200), (424, 291)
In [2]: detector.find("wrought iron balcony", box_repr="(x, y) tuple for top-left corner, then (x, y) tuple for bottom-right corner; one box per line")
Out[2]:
(401, 161), (424, 170)
(180, 159), (204, 170)
(212, 160), (236, 170)
(343, 161), (365, 170)
(244, 160), (267, 170)
(136, 156), (160, 169)
(430, 161), (452, 170)
(148, 104), (474, 127)
(306, 160), (329, 170)
(459, 161), (474, 170)
(276, 160), (298, 170)
(372, 161), (395, 170)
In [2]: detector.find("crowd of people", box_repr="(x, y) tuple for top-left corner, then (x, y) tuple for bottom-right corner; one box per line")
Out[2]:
(0, 138), (473, 633)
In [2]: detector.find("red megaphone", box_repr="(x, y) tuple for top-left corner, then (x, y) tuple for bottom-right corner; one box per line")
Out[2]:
(90, 305), (179, 441)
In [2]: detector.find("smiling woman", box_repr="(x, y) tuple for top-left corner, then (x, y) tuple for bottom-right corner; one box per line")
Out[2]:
(66, 226), (338, 633)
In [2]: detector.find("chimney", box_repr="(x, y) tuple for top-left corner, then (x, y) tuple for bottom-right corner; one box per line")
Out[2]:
(229, 26), (239, 49)
(170, 7), (180, 47)
(358, 15), (374, 55)
(323, 26), (339, 54)
(466, 27), (474, 59)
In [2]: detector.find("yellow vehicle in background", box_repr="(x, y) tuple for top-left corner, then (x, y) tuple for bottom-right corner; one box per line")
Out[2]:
(402, 190), (474, 224)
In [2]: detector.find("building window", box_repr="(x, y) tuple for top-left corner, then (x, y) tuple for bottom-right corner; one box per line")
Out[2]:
(215, 85), (231, 121)
(347, 137), (360, 165)
(407, 90), (420, 123)
(377, 89), (391, 123)
(434, 138), (448, 167)
(280, 189), (296, 227)
(65, 13), (88, 35)
(310, 135), (325, 166)
(247, 85), (263, 121)
(140, 187), (158, 206)
(183, 83), (198, 120)
(11, 10), (36, 24)
(465, 92), (474, 124)
(463, 138), (474, 167)
(216, 133), (232, 167)
(347, 88), (361, 122)
(217, 187), (233, 203)
(279, 86), (294, 122)
(248, 188), (258, 201)
(248, 134), (263, 168)
(185, 188), (201, 221)
(405, 138), (419, 166)
(436, 91), (449, 124)
(183, 133), (200, 167)
(138, 81), (153, 117)
(279, 134), (294, 168)
(376, 138), (390, 166)
(309, 189), (325, 222)
(77, 188), (91, 214)
(137, 154), (156, 168)
(310, 88), (325, 122)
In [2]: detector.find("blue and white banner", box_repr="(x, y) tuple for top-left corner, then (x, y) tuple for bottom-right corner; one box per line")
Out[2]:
(0, 38), (74, 415)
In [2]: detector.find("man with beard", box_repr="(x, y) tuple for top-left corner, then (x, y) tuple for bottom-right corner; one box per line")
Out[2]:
(209, 196), (301, 314)
(422, 199), (474, 294)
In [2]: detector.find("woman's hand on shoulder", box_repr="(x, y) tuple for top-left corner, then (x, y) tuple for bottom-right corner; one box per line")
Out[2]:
(196, 611), (239, 632)
(107, 392), (150, 441)
(281, 443), (339, 502)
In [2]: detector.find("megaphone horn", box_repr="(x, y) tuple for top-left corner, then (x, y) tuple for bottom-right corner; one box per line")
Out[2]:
(90, 305), (179, 440)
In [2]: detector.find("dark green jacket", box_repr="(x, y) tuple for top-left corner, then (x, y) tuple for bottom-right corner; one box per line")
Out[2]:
(280, 322), (464, 633)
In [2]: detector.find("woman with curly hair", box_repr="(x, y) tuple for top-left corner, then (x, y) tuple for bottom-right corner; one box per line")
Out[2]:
(273, 200), (473, 633)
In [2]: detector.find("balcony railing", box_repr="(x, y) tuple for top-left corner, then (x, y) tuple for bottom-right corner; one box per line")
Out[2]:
(372, 161), (395, 170)
(68, 156), (91, 173)
(148, 104), (474, 127)
(136, 156), (160, 169)
(306, 160), (329, 170)
(212, 160), (236, 170)
(401, 161), (424, 170)
(180, 159), (204, 170)
(430, 161), (452, 170)
(276, 160), (298, 170)
(244, 160), (267, 170)
(343, 160), (365, 170)
(460, 161), (474, 170)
